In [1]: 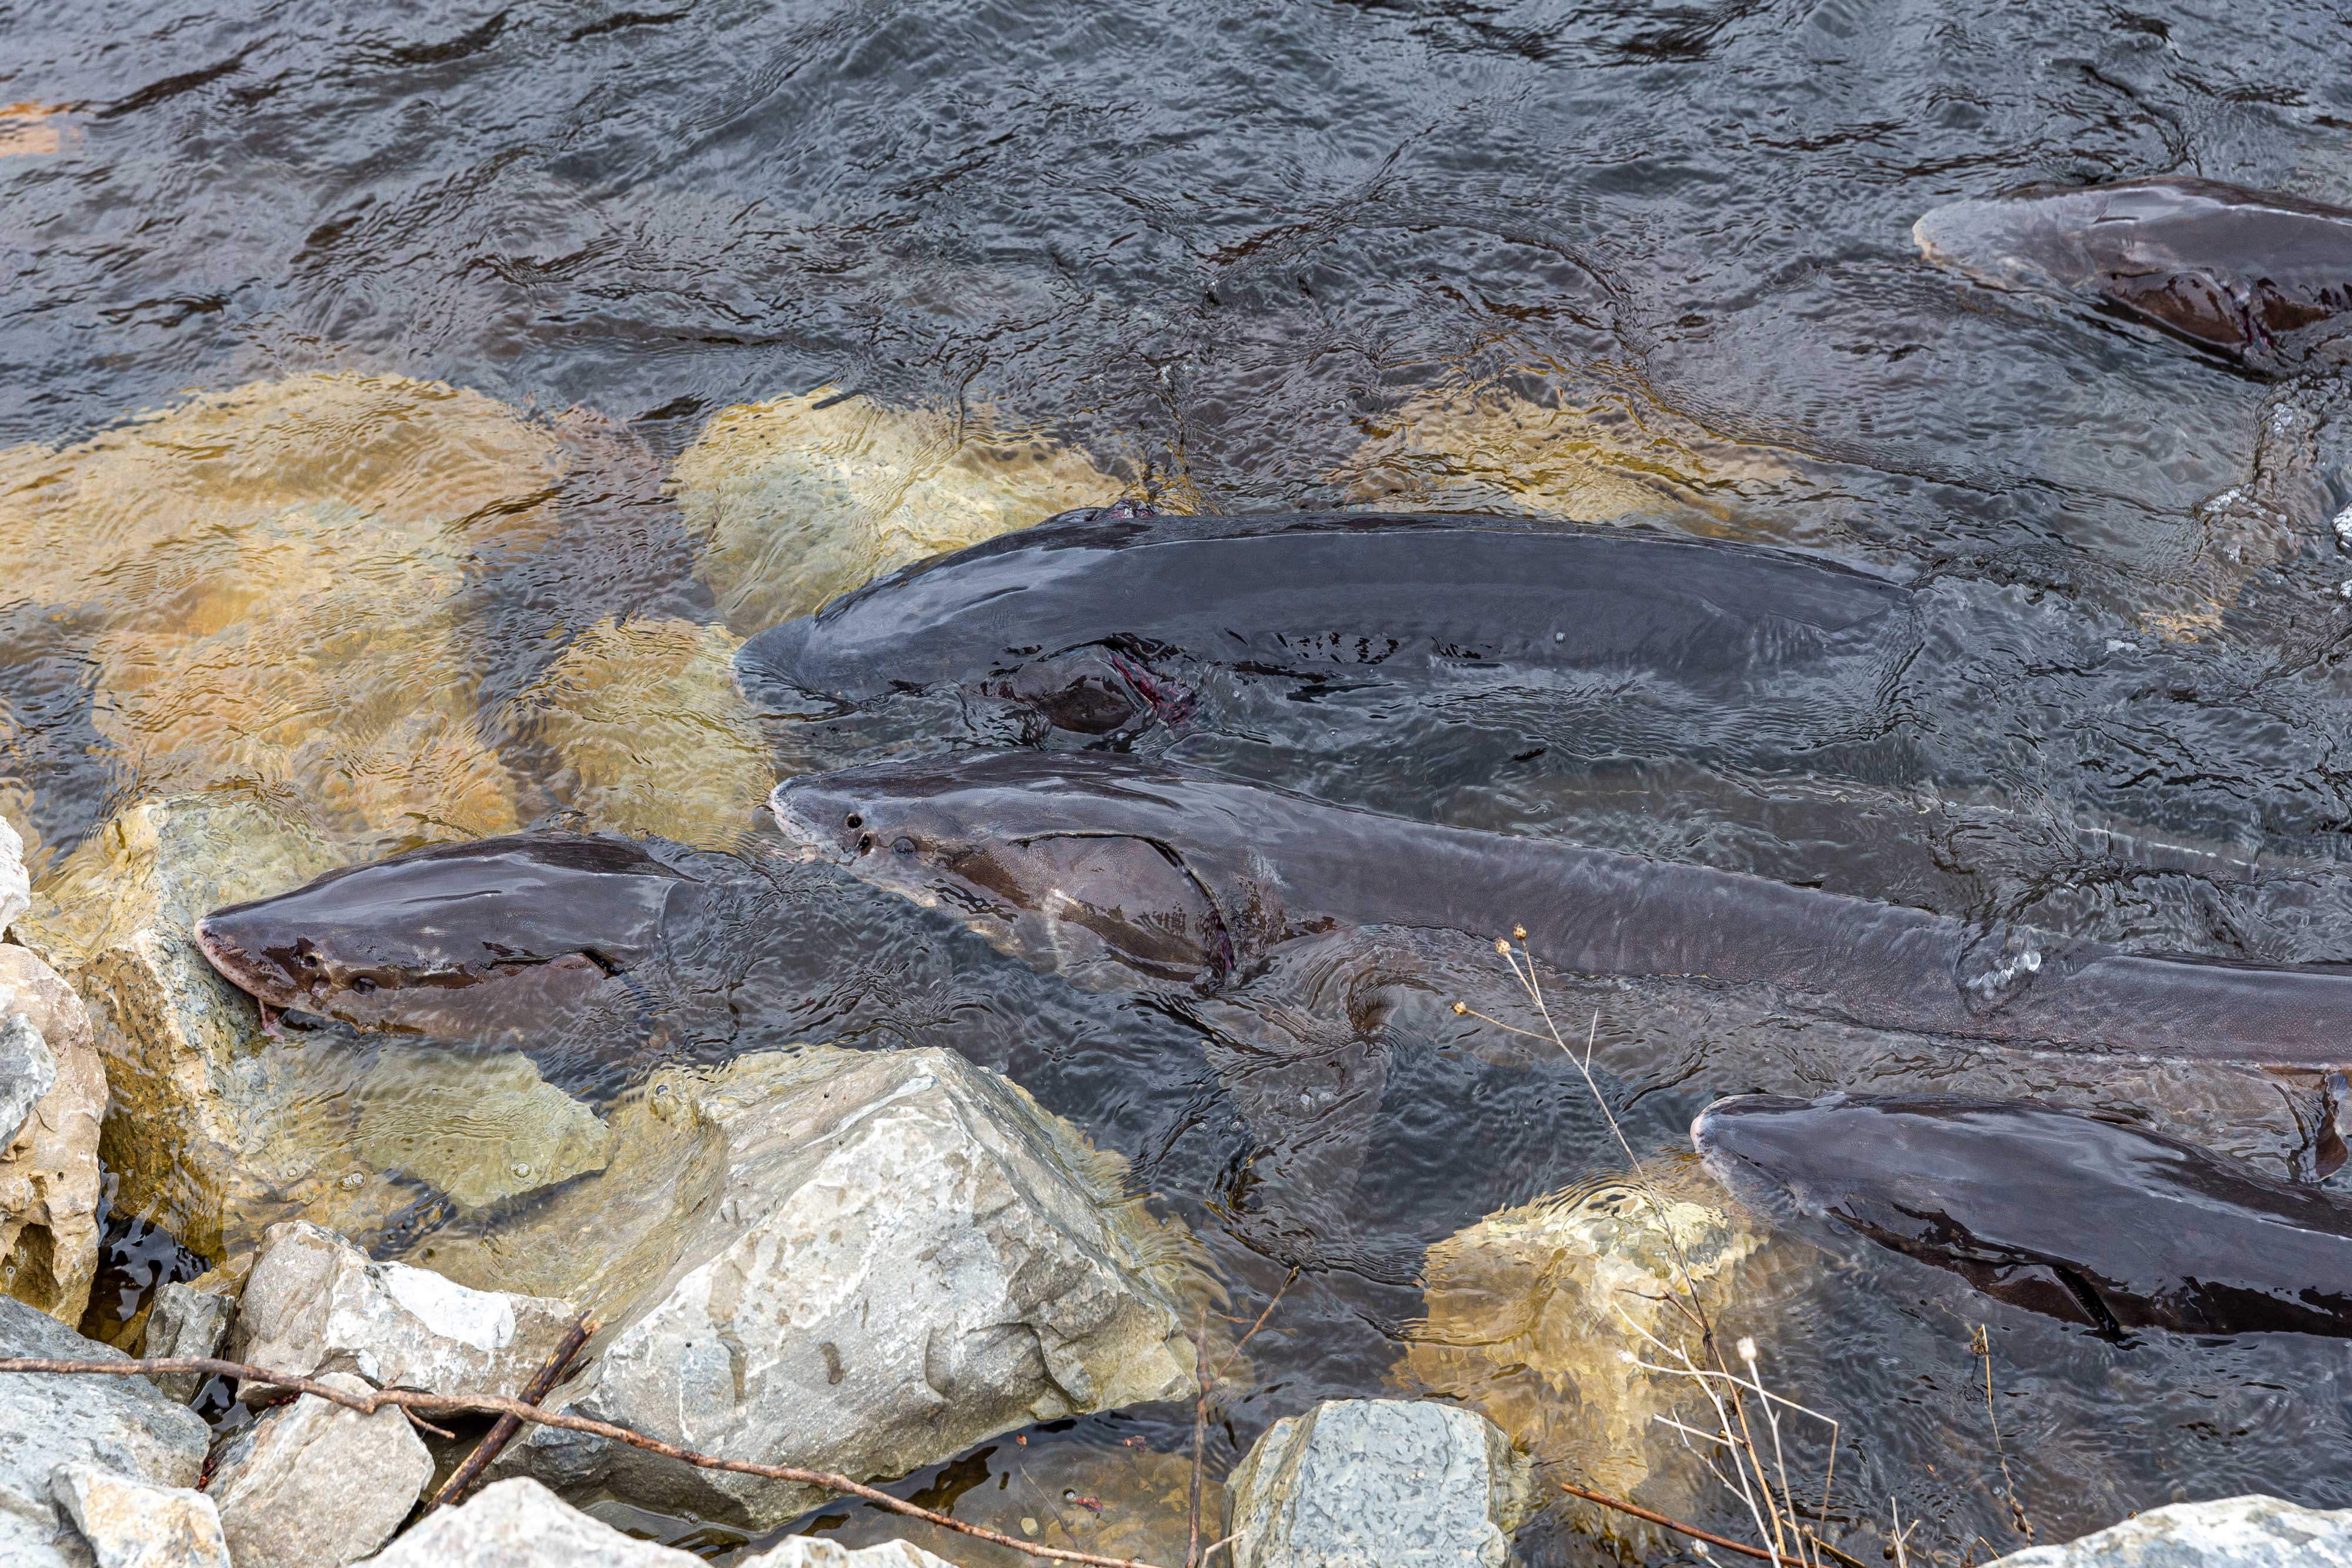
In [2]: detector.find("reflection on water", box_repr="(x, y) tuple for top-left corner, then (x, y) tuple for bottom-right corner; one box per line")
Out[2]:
(4, 0), (2352, 1560)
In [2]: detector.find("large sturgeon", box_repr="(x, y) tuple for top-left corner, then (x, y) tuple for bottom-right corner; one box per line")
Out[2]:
(736, 509), (1915, 748)
(1692, 1092), (2352, 1338)
(768, 752), (2352, 1066)
(1914, 177), (2352, 372)
(194, 834), (708, 1042)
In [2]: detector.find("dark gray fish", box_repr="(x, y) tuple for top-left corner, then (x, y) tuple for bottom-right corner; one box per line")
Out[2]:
(1692, 1092), (2352, 1338)
(736, 509), (1915, 745)
(194, 834), (706, 1042)
(1915, 178), (2352, 371)
(769, 751), (2352, 1066)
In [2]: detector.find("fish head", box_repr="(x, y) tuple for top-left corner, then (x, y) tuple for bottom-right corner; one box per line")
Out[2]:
(1688, 1091), (1876, 1221)
(1913, 188), (2106, 297)
(195, 834), (683, 1035)
(770, 755), (1232, 986)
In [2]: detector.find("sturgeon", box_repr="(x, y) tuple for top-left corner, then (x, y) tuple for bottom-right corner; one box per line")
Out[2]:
(736, 509), (1915, 744)
(769, 751), (2352, 1066)
(1692, 1092), (2352, 1338)
(194, 834), (706, 1042)
(1915, 177), (2352, 372)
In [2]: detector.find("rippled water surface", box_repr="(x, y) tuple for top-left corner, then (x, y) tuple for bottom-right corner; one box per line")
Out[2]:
(8, 0), (2352, 1561)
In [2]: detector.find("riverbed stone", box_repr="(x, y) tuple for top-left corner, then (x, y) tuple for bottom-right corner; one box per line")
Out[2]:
(0, 947), (106, 1322)
(1223, 1398), (1535, 1568)
(233, 1221), (578, 1400)
(51, 1463), (230, 1568)
(206, 1371), (432, 1568)
(473, 1045), (1198, 1529)
(0, 1293), (210, 1566)
(1988, 1495), (2352, 1566)
(141, 1281), (235, 1404)
(1402, 1164), (1770, 1546)
(671, 387), (1127, 631)
(11, 795), (600, 1263)
(497, 617), (771, 851)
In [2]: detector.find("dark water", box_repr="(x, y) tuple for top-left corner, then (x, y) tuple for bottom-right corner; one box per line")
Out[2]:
(9, 0), (2352, 1562)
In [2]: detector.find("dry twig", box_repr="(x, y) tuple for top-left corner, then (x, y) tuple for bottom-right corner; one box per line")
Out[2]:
(422, 1313), (595, 1515)
(0, 1356), (1165, 1568)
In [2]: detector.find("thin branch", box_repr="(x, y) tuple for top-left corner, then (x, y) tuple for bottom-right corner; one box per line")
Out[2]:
(1211, 1269), (1298, 1385)
(1555, 1480), (1799, 1564)
(0, 1358), (1166, 1568)
(423, 1315), (596, 1515)
(1185, 1310), (1209, 1568)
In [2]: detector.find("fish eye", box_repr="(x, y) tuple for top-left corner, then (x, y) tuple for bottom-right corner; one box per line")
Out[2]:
(893, 837), (915, 854)
(845, 813), (863, 828)
(349, 976), (377, 994)
(300, 952), (320, 969)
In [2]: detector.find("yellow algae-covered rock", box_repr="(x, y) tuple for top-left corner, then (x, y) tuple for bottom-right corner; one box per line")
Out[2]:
(11, 793), (603, 1263)
(0, 373), (562, 842)
(1329, 373), (1812, 533)
(672, 387), (1127, 631)
(498, 617), (770, 851)
(84, 502), (518, 841)
(1401, 1162), (1770, 1543)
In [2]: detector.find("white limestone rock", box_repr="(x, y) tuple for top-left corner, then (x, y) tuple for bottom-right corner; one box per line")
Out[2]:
(232, 1221), (577, 1399)
(1223, 1399), (1535, 1568)
(51, 1463), (229, 1568)
(1989, 1495), (2352, 1566)
(206, 1371), (432, 1568)
(359, 1477), (967, 1567)
(0, 1295), (209, 1567)
(503, 1045), (1199, 1529)
(0, 947), (107, 1322)
(0, 813), (28, 937)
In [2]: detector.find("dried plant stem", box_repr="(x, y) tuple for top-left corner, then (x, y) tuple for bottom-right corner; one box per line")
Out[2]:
(423, 1313), (594, 1515)
(1185, 1308), (1210, 1568)
(0, 1357), (1167, 1568)
(1555, 1480), (1796, 1563)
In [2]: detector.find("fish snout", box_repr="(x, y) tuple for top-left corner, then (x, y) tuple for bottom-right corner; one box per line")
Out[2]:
(767, 781), (854, 865)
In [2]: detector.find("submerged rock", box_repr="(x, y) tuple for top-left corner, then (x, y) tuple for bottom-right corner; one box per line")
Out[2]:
(1223, 1398), (1535, 1568)
(207, 1370), (432, 1568)
(0, 946), (106, 1322)
(51, 1462), (230, 1568)
(0, 373), (559, 844)
(233, 1222), (578, 1402)
(1989, 1494), (2352, 1566)
(1327, 373), (1816, 537)
(12, 793), (602, 1260)
(1402, 1164), (1768, 1542)
(671, 387), (1128, 631)
(468, 1045), (1199, 1529)
(497, 617), (771, 851)
(362, 1477), (968, 1566)
(0, 1293), (210, 1566)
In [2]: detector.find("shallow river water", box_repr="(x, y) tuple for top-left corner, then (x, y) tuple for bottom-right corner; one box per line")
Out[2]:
(9, 0), (2352, 1563)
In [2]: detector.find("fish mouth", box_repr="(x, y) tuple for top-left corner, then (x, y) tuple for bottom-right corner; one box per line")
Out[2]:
(192, 917), (298, 1010)
(767, 781), (852, 866)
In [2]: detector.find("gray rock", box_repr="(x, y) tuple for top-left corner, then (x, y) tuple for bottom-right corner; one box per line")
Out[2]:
(206, 1371), (432, 1568)
(358, 1477), (697, 1567)
(51, 1463), (229, 1568)
(232, 1222), (577, 1400)
(0, 948), (106, 1323)
(0, 1295), (209, 1567)
(141, 1282), (235, 1405)
(743, 1540), (965, 1567)
(501, 1045), (1199, 1530)
(1223, 1399), (1535, 1568)
(0, 1012), (54, 1152)
(1989, 1495), (2352, 1566)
